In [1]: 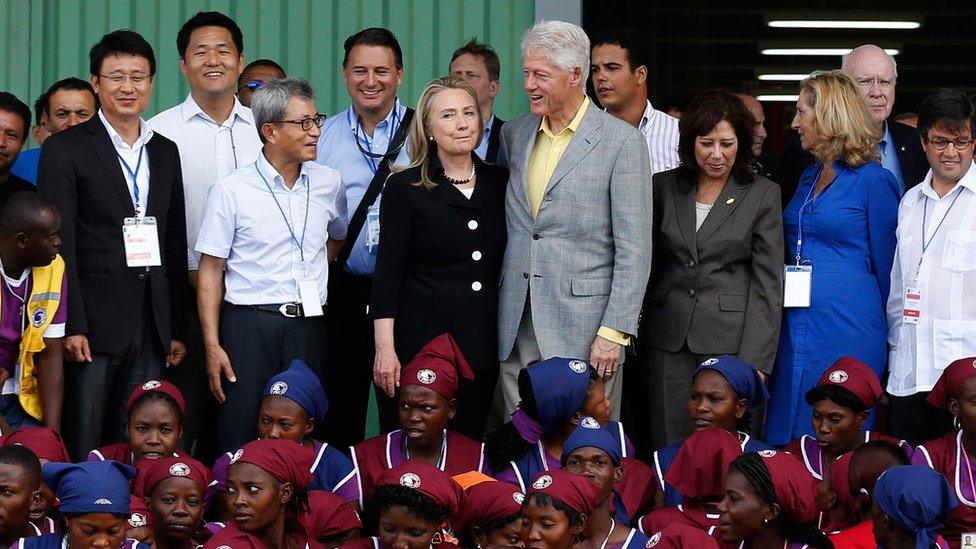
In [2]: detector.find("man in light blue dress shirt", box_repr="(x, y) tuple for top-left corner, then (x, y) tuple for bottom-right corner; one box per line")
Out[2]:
(449, 39), (505, 163)
(315, 28), (412, 449)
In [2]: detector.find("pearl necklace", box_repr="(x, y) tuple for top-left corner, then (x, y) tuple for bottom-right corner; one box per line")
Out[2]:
(444, 164), (476, 185)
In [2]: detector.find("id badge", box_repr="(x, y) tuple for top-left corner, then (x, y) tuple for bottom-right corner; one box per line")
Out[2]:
(365, 203), (380, 255)
(902, 285), (922, 325)
(122, 216), (162, 267)
(961, 533), (976, 549)
(297, 279), (324, 317)
(784, 265), (812, 308)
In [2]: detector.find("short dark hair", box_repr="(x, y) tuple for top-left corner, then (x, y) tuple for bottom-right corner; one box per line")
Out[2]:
(0, 444), (41, 487)
(590, 27), (649, 72)
(342, 27), (403, 69)
(176, 11), (244, 59)
(364, 484), (446, 535)
(804, 383), (868, 413)
(38, 78), (97, 119)
(450, 39), (501, 81)
(917, 88), (975, 140)
(238, 59), (286, 89)
(678, 90), (756, 183)
(0, 92), (30, 135)
(0, 192), (56, 236)
(89, 29), (156, 77)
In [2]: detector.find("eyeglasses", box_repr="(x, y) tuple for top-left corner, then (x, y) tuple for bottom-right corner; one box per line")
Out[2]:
(243, 80), (264, 91)
(855, 77), (895, 89)
(926, 136), (975, 151)
(272, 114), (327, 131)
(99, 73), (151, 86)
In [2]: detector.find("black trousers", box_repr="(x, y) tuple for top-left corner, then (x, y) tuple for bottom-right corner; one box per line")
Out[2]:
(320, 270), (394, 451)
(63, 304), (163, 462)
(216, 304), (326, 454)
(886, 391), (955, 447)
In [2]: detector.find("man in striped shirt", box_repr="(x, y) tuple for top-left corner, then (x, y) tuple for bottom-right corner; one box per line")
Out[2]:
(590, 27), (679, 174)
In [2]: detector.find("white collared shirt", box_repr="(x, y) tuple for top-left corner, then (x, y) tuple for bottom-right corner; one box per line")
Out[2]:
(195, 151), (348, 306)
(886, 161), (976, 395)
(638, 100), (680, 174)
(149, 94), (262, 270)
(99, 109), (153, 218)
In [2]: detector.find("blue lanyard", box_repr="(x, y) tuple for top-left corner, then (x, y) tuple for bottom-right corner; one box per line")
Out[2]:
(916, 190), (962, 279)
(794, 164), (825, 265)
(117, 146), (145, 212)
(254, 165), (311, 268)
(355, 107), (401, 174)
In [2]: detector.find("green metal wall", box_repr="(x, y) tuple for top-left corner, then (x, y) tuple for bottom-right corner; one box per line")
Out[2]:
(0, 0), (535, 143)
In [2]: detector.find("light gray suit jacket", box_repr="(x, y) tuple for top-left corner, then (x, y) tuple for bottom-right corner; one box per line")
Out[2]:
(497, 102), (653, 361)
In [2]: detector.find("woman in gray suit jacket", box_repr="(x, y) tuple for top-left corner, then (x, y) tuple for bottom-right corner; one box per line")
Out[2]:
(632, 91), (784, 453)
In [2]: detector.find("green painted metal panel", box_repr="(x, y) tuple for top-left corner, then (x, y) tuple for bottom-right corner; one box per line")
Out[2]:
(0, 0), (535, 147)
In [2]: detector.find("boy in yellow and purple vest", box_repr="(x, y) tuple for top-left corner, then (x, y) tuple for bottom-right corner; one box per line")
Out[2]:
(0, 191), (65, 432)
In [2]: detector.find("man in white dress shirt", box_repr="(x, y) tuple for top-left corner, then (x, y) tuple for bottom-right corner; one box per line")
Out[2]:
(590, 27), (679, 174)
(887, 88), (976, 445)
(196, 78), (346, 453)
(149, 11), (262, 460)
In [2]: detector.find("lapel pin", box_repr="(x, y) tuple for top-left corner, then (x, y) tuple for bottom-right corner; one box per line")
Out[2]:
(726, 197), (735, 205)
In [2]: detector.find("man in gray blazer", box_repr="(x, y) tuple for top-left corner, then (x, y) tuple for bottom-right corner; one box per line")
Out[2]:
(492, 20), (652, 423)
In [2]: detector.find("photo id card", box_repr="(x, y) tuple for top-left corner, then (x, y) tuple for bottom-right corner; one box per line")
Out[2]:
(784, 265), (812, 308)
(902, 285), (922, 325)
(122, 216), (161, 267)
(297, 279), (324, 317)
(366, 203), (380, 255)
(961, 533), (976, 549)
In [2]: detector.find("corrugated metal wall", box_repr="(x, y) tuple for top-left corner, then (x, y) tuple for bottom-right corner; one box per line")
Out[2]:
(1, 0), (535, 140)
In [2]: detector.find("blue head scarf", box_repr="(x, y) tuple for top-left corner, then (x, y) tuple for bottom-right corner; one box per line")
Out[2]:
(261, 359), (328, 422)
(692, 356), (769, 407)
(560, 416), (621, 466)
(524, 357), (592, 434)
(874, 465), (958, 549)
(42, 461), (136, 515)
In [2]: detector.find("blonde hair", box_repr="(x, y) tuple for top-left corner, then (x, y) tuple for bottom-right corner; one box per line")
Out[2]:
(799, 70), (880, 167)
(394, 75), (483, 189)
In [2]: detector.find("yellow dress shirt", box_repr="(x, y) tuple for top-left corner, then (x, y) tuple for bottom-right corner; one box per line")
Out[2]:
(525, 96), (630, 347)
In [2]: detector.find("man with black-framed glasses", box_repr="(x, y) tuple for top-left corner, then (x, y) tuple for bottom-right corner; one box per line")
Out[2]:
(886, 88), (976, 446)
(148, 11), (262, 462)
(315, 27), (414, 449)
(36, 30), (189, 460)
(196, 78), (347, 453)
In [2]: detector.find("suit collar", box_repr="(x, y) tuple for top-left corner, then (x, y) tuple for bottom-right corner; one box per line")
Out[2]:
(696, 173), (750, 245)
(545, 104), (604, 195)
(98, 109), (153, 149)
(428, 153), (500, 209)
(539, 96), (590, 138)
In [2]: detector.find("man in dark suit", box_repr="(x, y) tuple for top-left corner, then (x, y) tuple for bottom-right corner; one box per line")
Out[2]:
(449, 39), (505, 163)
(0, 93), (37, 205)
(37, 30), (189, 460)
(778, 44), (927, 206)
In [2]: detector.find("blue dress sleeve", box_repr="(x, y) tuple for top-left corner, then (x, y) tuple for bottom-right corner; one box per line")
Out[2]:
(865, 166), (900, 304)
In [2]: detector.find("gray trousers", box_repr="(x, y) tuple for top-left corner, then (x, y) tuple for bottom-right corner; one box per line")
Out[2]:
(63, 308), (163, 461)
(216, 304), (326, 455)
(639, 345), (708, 452)
(489, 302), (624, 432)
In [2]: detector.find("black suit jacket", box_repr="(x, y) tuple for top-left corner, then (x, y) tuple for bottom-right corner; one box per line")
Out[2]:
(37, 116), (188, 354)
(0, 173), (36, 207)
(641, 168), (784, 373)
(369, 153), (508, 370)
(484, 116), (505, 164)
(777, 119), (926, 206)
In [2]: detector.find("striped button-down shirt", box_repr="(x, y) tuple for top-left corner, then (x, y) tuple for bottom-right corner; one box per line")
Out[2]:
(639, 100), (680, 174)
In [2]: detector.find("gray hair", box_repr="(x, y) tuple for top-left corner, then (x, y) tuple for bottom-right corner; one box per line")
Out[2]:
(251, 77), (316, 141)
(521, 20), (590, 89)
(841, 44), (898, 79)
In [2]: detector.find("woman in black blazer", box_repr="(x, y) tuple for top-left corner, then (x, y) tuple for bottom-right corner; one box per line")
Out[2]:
(370, 76), (507, 440)
(631, 91), (784, 454)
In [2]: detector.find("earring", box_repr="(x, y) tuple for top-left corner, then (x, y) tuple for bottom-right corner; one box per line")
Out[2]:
(429, 135), (435, 141)
(763, 517), (770, 524)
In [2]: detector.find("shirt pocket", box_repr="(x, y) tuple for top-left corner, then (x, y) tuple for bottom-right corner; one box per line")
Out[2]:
(941, 230), (976, 272)
(932, 318), (976, 371)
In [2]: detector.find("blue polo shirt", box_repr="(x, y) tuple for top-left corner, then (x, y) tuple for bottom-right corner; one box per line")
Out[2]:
(315, 100), (410, 276)
(10, 148), (40, 184)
